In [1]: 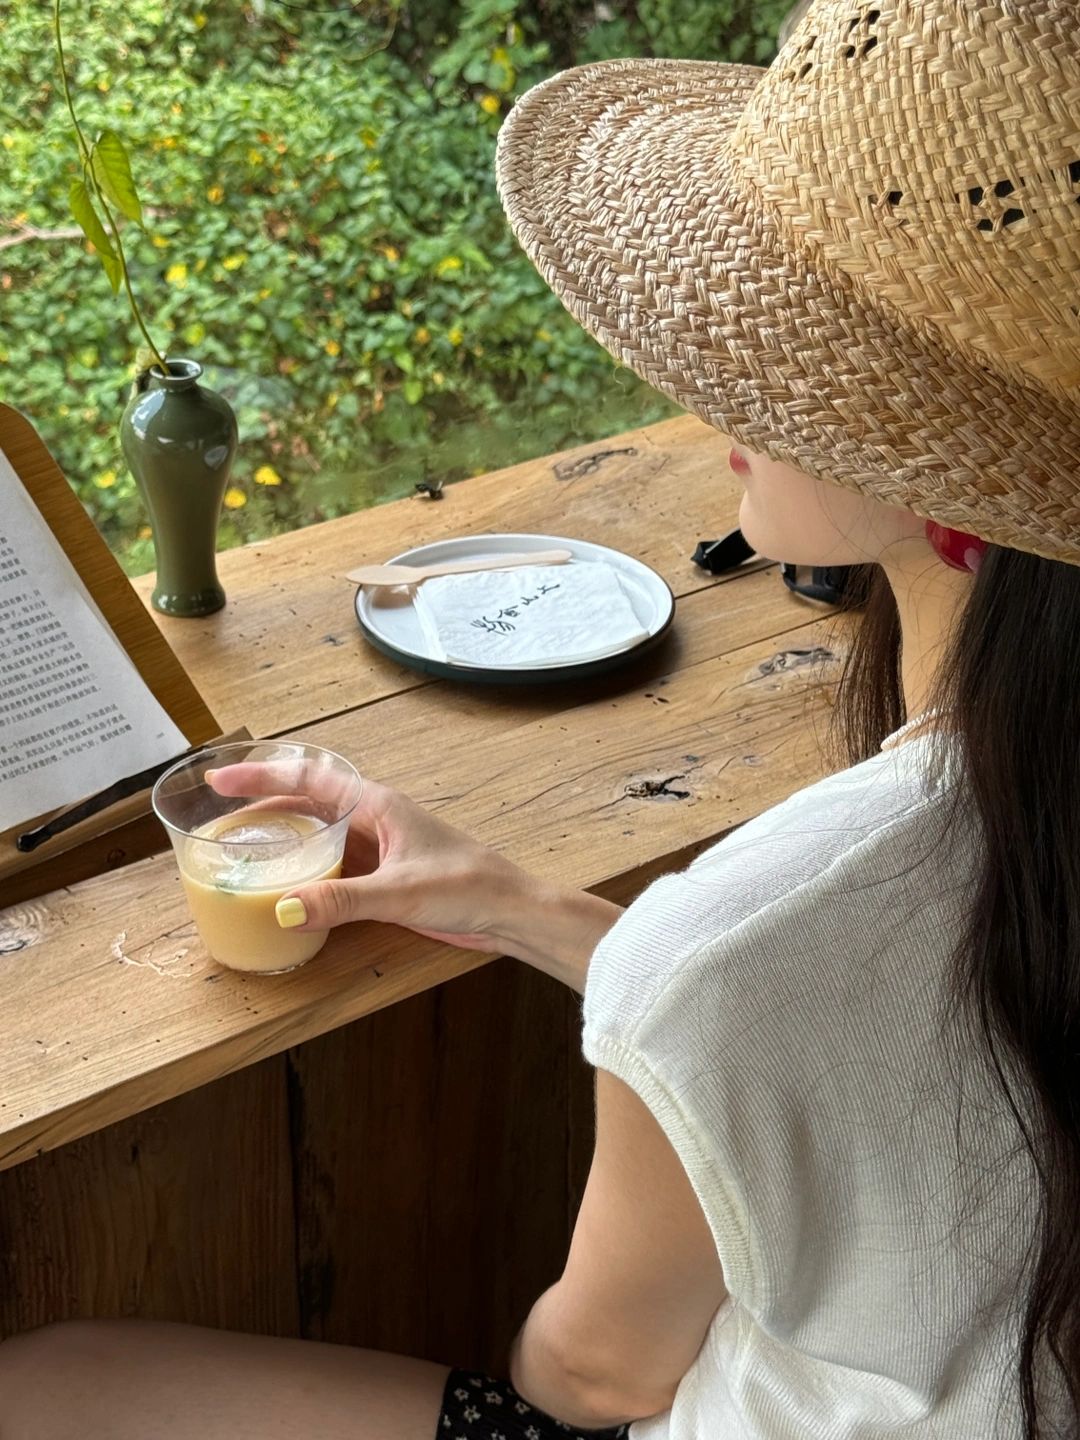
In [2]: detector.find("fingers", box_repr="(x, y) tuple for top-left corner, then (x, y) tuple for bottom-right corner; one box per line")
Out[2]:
(223, 795), (324, 820)
(276, 875), (392, 932)
(205, 757), (363, 814)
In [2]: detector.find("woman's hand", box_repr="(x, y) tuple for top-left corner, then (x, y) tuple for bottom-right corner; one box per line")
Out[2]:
(205, 765), (623, 989)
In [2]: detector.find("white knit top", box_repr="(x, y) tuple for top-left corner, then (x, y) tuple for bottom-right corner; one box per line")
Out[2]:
(582, 728), (1038, 1440)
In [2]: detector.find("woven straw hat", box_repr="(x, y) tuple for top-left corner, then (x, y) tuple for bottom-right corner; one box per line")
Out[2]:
(495, 0), (1080, 565)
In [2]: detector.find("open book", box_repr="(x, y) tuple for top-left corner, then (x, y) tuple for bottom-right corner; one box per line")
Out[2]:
(0, 405), (225, 906)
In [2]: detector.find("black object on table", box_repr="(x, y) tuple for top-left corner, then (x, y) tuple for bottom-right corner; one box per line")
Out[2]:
(692, 527), (864, 607)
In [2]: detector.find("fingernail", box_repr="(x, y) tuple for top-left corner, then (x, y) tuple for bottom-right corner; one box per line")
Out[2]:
(276, 898), (307, 929)
(204, 768), (219, 782)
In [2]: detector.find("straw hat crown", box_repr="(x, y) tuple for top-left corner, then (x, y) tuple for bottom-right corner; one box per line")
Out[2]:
(733, 0), (1080, 395)
(495, 0), (1080, 564)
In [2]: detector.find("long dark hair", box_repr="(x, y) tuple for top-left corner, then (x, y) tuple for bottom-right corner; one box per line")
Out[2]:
(826, 550), (1080, 1439)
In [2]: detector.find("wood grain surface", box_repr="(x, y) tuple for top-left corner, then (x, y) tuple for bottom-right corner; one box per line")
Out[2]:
(1, 416), (851, 1370)
(0, 581), (846, 1171)
(0, 1053), (297, 1336)
(0, 965), (592, 1374)
(129, 415), (760, 737)
(286, 960), (591, 1372)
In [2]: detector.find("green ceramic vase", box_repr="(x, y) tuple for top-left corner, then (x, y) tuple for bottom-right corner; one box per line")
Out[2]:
(120, 358), (238, 617)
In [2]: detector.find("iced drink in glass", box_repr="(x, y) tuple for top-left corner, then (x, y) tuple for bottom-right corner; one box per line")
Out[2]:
(152, 741), (361, 974)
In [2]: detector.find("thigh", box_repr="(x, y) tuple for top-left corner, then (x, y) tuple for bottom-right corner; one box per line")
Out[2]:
(0, 1320), (449, 1440)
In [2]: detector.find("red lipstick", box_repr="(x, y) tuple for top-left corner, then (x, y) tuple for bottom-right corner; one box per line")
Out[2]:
(729, 447), (751, 477)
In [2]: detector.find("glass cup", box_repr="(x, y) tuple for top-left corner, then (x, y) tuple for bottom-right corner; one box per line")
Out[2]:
(152, 741), (362, 974)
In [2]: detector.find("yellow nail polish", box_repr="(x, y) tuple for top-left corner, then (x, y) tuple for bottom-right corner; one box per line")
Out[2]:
(276, 897), (307, 929)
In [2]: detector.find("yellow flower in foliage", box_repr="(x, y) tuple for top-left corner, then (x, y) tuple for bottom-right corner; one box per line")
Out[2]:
(479, 93), (500, 115)
(414, 326), (431, 345)
(247, 148), (264, 166)
(152, 234), (169, 249)
(93, 470), (117, 489)
(2, 136), (14, 150)
(207, 184), (224, 203)
(165, 263), (188, 286)
(222, 254), (246, 271)
(447, 326), (464, 346)
(325, 339), (341, 357)
(378, 244), (400, 263)
(138, 525), (152, 540)
(194, 11), (207, 27)
(223, 488), (247, 509)
(254, 465), (283, 487)
(436, 255), (462, 277)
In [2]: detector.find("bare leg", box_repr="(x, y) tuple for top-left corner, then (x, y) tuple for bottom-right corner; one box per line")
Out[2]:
(0, 1320), (451, 1440)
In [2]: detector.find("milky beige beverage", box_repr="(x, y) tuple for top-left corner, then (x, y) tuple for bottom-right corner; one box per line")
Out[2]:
(179, 809), (341, 973)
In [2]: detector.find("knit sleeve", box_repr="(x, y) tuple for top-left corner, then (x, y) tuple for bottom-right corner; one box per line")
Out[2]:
(581, 868), (764, 1302)
(580, 766), (968, 1327)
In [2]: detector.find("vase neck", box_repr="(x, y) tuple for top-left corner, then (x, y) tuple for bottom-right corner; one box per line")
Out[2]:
(146, 358), (202, 393)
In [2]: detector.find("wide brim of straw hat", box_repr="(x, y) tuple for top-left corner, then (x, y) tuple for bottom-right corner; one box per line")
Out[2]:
(495, 59), (1080, 566)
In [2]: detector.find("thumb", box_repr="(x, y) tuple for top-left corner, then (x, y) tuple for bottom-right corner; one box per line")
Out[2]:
(275, 874), (390, 932)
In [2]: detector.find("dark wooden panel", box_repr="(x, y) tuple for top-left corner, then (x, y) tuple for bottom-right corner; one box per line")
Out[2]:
(289, 959), (593, 1375)
(0, 1053), (297, 1339)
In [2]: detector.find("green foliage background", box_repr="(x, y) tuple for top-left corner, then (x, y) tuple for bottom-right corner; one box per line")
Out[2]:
(0, 0), (790, 573)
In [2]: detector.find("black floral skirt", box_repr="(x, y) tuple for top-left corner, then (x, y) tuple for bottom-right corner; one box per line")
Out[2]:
(437, 1368), (632, 1440)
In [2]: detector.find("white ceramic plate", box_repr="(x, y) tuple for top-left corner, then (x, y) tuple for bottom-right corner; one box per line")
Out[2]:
(353, 532), (675, 685)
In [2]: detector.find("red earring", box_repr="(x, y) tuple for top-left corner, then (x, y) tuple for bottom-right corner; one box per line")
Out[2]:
(925, 520), (987, 574)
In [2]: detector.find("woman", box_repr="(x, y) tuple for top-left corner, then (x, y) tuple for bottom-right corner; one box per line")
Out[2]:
(3, 0), (1078, 1436)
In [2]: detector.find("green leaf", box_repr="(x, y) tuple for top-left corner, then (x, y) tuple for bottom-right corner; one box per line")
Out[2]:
(403, 378), (424, 405)
(91, 130), (144, 226)
(69, 179), (123, 294)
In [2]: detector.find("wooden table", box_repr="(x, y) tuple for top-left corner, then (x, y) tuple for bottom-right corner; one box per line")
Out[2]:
(0, 415), (846, 1373)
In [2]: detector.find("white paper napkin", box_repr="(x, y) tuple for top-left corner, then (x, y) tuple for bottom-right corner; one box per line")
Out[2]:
(411, 561), (649, 668)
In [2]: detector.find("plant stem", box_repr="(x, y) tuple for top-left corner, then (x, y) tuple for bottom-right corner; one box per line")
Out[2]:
(54, 0), (168, 374)
(98, 189), (168, 372)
